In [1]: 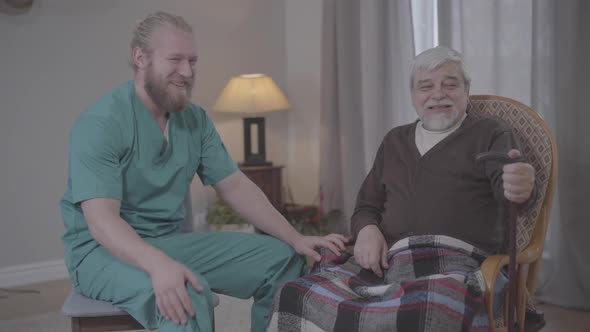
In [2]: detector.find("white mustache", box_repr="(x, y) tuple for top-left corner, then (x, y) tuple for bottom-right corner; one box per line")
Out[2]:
(425, 99), (453, 108)
(171, 80), (192, 87)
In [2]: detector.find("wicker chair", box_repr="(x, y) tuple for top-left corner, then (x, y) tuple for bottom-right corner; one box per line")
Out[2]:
(469, 95), (557, 332)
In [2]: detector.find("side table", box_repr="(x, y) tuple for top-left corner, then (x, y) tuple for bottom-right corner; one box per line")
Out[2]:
(239, 165), (284, 211)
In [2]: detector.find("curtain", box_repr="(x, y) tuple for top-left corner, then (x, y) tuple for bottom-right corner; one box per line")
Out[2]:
(438, 0), (590, 309)
(438, 0), (533, 103)
(531, 0), (590, 310)
(319, 0), (415, 233)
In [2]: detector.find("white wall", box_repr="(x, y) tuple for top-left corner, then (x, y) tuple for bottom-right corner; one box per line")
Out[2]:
(0, 0), (292, 270)
(284, 0), (322, 205)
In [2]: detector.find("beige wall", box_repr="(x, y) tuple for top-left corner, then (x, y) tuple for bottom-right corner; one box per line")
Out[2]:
(0, 0), (319, 269)
(284, 0), (322, 206)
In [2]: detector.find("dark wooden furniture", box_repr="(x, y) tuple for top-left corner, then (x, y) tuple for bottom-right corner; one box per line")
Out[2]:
(239, 165), (283, 210)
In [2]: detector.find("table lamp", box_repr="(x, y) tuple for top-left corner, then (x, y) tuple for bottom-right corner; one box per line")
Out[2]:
(213, 73), (290, 166)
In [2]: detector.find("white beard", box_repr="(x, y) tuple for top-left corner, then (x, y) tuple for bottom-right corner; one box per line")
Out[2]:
(421, 109), (462, 131)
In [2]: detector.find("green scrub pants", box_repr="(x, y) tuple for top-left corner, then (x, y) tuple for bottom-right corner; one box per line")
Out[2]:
(71, 232), (307, 332)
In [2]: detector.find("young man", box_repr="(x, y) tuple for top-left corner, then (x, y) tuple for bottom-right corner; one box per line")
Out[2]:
(60, 12), (346, 332)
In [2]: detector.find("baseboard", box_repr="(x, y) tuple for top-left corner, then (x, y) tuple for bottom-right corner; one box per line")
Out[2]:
(0, 259), (68, 288)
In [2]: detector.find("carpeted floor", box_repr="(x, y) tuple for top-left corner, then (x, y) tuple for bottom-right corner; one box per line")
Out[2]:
(1, 279), (589, 331)
(0, 279), (252, 331)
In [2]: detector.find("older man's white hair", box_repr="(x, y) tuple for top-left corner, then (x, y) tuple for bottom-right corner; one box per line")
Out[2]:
(410, 46), (471, 92)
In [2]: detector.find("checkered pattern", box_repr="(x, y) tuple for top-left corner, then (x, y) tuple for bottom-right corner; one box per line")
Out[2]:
(469, 96), (553, 252)
(268, 235), (491, 332)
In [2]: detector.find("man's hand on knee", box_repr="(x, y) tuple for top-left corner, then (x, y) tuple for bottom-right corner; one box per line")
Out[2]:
(149, 256), (203, 325)
(354, 225), (389, 277)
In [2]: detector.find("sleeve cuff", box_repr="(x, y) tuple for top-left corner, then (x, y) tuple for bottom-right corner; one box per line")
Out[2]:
(202, 164), (238, 186)
(350, 210), (382, 240)
(72, 183), (122, 204)
(517, 182), (539, 214)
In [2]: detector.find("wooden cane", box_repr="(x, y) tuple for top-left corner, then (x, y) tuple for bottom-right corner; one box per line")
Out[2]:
(476, 151), (523, 332)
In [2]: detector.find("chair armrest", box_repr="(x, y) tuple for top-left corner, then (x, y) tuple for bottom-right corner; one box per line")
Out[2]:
(481, 244), (544, 295)
(480, 246), (543, 329)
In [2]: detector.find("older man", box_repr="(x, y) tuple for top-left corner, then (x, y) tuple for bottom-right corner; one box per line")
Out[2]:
(268, 46), (536, 332)
(60, 12), (346, 332)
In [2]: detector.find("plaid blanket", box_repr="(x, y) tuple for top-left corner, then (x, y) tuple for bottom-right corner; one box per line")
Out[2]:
(268, 235), (492, 332)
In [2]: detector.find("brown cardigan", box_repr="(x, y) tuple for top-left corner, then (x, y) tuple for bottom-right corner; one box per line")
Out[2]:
(351, 112), (533, 254)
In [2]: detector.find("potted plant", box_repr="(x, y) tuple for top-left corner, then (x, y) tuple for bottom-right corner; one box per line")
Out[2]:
(206, 200), (254, 232)
(283, 204), (342, 236)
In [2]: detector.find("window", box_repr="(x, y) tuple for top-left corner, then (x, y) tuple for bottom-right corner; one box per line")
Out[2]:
(411, 0), (438, 55)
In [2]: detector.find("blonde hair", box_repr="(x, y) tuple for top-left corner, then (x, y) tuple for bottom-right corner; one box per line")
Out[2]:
(129, 12), (193, 72)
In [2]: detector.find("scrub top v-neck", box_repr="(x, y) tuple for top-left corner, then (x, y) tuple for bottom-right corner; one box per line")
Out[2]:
(60, 80), (237, 271)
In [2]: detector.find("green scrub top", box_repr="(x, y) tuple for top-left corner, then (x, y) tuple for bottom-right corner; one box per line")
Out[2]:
(60, 81), (237, 273)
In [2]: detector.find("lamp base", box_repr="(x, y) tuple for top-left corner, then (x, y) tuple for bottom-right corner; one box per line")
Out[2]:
(243, 117), (272, 166)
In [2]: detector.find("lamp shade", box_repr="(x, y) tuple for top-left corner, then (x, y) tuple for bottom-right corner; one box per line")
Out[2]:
(213, 74), (290, 114)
